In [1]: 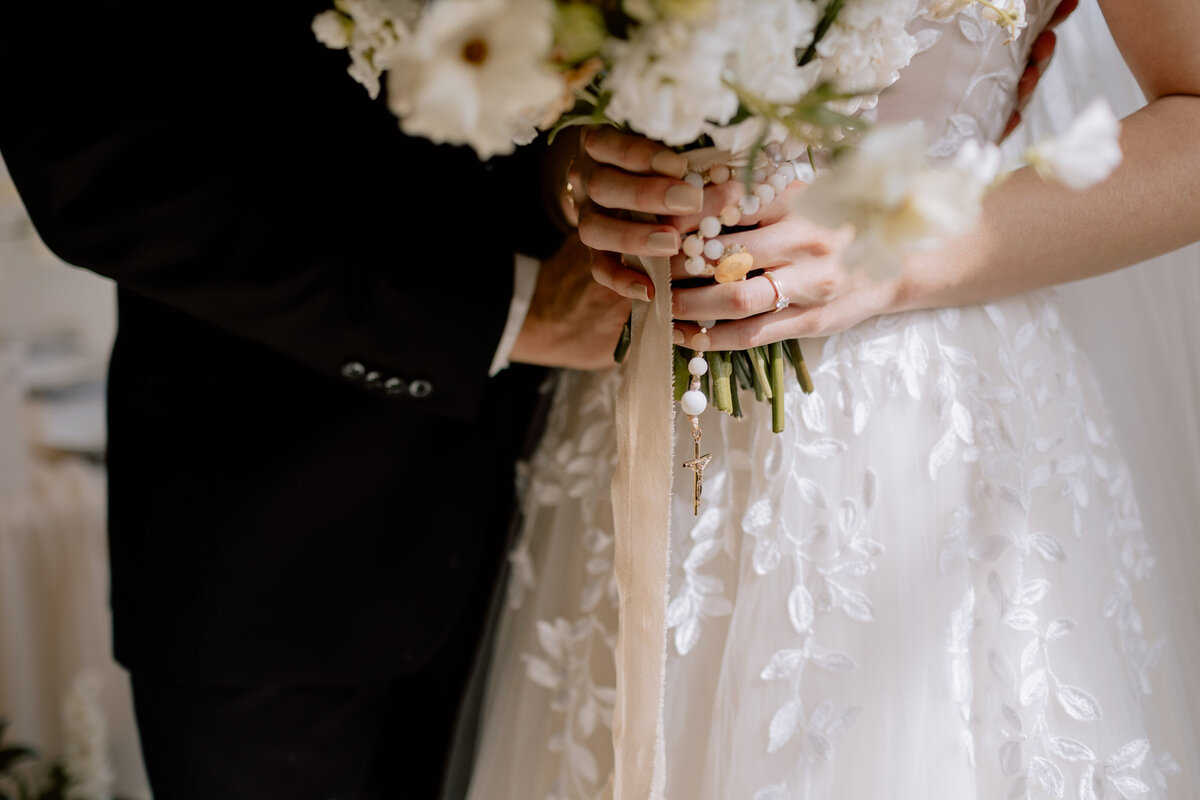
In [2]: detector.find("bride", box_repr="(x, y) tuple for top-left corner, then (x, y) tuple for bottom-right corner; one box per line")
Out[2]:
(466, 0), (1200, 797)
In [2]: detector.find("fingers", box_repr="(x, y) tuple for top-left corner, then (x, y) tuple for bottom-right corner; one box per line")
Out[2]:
(1030, 28), (1056, 74)
(1048, 0), (1078, 28)
(669, 215), (839, 281)
(590, 249), (655, 302)
(585, 165), (702, 217)
(578, 201), (682, 256)
(583, 127), (688, 178)
(672, 265), (841, 322)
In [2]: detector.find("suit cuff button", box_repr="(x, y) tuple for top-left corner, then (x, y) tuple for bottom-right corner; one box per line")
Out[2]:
(341, 361), (366, 381)
(384, 377), (407, 396)
(408, 379), (433, 398)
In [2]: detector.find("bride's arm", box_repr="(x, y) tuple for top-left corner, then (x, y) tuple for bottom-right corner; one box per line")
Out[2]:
(663, 0), (1200, 349)
(895, 0), (1200, 314)
(582, 1), (1200, 350)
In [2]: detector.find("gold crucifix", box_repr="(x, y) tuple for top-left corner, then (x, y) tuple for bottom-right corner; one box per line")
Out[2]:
(683, 417), (711, 514)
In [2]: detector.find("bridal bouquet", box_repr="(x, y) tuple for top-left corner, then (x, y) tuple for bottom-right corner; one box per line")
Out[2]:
(314, 0), (1121, 435)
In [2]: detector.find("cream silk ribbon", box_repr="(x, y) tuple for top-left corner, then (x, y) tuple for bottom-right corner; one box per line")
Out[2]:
(607, 254), (674, 800)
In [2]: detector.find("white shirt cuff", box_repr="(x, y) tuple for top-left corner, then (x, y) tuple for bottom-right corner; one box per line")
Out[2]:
(488, 253), (540, 376)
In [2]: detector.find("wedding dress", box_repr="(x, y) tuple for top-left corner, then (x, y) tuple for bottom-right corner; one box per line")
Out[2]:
(464, 5), (1197, 798)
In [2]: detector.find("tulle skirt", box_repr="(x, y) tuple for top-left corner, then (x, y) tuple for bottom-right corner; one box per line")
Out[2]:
(466, 291), (1188, 799)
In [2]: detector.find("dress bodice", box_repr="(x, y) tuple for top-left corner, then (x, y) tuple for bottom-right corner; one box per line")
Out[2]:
(877, 2), (1060, 156)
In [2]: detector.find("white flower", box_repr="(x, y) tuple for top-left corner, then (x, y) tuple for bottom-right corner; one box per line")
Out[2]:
(792, 124), (984, 279)
(315, 0), (415, 99)
(953, 138), (1004, 186)
(980, 0), (1027, 41)
(61, 671), (114, 800)
(1025, 98), (1122, 190)
(603, 16), (739, 146)
(385, 0), (563, 158)
(724, 0), (821, 104)
(923, 0), (972, 20)
(312, 10), (352, 50)
(815, 0), (919, 115)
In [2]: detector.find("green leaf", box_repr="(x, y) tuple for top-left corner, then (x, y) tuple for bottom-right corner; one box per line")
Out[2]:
(613, 316), (633, 363)
(798, 0), (845, 67)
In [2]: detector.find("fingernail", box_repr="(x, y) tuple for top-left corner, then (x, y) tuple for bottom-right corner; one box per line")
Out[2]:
(665, 184), (702, 213)
(628, 283), (650, 302)
(651, 150), (688, 179)
(1036, 55), (1053, 74)
(672, 327), (685, 345)
(647, 232), (678, 255)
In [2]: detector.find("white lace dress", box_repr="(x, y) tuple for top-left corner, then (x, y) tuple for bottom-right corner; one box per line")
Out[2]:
(465, 6), (1191, 799)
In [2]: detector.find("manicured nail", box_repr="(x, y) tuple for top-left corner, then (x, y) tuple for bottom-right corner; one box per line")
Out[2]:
(628, 283), (650, 302)
(647, 232), (679, 255)
(651, 150), (688, 179)
(672, 327), (685, 345)
(1036, 55), (1053, 74)
(665, 184), (702, 213)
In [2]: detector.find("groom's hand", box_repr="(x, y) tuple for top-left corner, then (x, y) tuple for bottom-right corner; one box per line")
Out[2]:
(1001, 0), (1079, 140)
(509, 235), (634, 370)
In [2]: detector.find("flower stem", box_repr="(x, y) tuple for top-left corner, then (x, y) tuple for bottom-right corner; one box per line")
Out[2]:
(769, 341), (786, 433)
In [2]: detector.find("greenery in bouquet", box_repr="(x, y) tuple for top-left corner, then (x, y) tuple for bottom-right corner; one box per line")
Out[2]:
(313, 0), (1121, 433)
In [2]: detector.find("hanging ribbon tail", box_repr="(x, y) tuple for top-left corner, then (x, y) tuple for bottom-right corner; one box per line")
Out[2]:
(609, 254), (674, 800)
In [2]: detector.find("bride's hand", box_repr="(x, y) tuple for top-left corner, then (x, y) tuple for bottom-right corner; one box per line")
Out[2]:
(595, 180), (907, 350)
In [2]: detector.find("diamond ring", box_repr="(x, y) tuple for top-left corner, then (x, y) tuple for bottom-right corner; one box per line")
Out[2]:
(763, 270), (790, 312)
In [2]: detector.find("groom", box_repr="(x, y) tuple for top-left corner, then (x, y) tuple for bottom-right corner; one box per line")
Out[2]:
(0, 3), (629, 799)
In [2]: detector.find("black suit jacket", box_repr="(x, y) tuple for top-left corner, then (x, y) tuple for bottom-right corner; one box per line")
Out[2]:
(1, 2), (561, 684)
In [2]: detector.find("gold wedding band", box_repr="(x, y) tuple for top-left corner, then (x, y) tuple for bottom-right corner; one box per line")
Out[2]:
(763, 271), (790, 312)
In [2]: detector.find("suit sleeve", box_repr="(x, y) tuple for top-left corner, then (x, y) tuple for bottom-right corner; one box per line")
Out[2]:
(0, 3), (563, 420)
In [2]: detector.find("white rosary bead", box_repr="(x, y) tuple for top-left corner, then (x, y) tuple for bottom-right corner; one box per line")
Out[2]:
(703, 238), (725, 261)
(719, 205), (741, 226)
(697, 319), (717, 329)
(680, 389), (708, 417)
(687, 356), (708, 376)
(709, 164), (730, 184)
(682, 235), (705, 258)
(684, 171), (704, 188)
(698, 216), (721, 238)
(691, 331), (712, 350)
(739, 194), (761, 216)
(767, 173), (789, 193)
(685, 256), (707, 276)
(778, 162), (797, 183)
(754, 184), (776, 206)
(751, 167), (767, 184)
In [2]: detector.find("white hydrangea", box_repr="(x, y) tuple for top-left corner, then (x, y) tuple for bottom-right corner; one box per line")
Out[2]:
(603, 15), (740, 146)
(815, 0), (919, 115)
(385, 0), (563, 158)
(792, 124), (986, 279)
(724, 0), (821, 105)
(312, 0), (418, 99)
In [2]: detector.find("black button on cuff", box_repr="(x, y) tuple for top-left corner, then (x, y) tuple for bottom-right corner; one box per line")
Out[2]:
(408, 379), (433, 398)
(340, 361), (366, 381)
(384, 377), (407, 396)
(364, 371), (384, 389)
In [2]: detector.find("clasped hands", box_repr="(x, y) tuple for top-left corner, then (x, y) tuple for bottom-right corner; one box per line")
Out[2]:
(511, 3), (1073, 367)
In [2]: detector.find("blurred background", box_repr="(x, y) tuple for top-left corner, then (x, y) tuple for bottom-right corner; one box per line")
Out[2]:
(0, 4), (1196, 798)
(0, 152), (150, 797)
